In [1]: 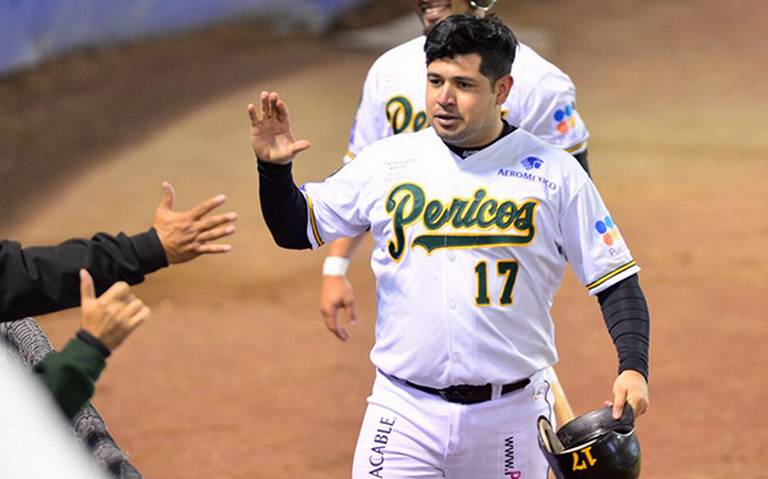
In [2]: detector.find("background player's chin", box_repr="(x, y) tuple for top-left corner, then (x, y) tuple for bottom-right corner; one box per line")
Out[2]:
(420, 2), (452, 30)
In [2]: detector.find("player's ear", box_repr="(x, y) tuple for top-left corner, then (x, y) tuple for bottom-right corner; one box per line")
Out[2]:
(495, 75), (513, 106)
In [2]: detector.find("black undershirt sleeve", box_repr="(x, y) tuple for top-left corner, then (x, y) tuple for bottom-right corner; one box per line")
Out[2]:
(257, 160), (312, 250)
(596, 274), (650, 380)
(572, 149), (590, 177)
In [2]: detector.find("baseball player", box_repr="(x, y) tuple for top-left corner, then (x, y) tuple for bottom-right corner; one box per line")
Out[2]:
(250, 15), (649, 479)
(320, 0), (590, 339)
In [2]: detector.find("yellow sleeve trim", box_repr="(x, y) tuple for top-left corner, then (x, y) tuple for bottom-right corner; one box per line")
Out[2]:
(586, 260), (637, 290)
(565, 141), (587, 154)
(306, 195), (324, 247)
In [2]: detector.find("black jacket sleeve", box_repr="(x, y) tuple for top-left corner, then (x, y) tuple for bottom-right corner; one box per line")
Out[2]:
(0, 228), (168, 322)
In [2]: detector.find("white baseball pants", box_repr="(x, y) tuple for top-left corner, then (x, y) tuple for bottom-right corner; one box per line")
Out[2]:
(351, 369), (555, 479)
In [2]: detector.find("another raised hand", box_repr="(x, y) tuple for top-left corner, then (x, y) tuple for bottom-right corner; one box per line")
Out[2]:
(79, 269), (150, 351)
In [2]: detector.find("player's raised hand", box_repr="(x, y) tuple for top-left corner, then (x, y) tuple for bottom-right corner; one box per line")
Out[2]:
(153, 181), (238, 264)
(79, 269), (150, 351)
(320, 275), (358, 341)
(248, 91), (311, 164)
(609, 370), (649, 419)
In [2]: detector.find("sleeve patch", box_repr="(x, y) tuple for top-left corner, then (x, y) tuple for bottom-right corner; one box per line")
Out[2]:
(552, 103), (578, 136)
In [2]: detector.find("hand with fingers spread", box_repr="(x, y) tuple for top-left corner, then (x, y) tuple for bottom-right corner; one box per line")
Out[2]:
(321, 275), (358, 341)
(153, 181), (238, 264)
(247, 91), (311, 164)
(78, 269), (150, 351)
(608, 369), (650, 419)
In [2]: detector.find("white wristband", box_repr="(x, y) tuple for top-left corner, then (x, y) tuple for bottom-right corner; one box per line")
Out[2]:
(323, 256), (350, 276)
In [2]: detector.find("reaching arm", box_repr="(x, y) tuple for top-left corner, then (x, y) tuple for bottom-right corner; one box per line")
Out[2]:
(249, 91), (316, 249)
(0, 181), (236, 322)
(0, 230), (164, 322)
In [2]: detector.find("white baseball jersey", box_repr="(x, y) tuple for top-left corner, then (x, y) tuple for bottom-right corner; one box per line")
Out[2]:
(302, 127), (638, 389)
(343, 36), (589, 164)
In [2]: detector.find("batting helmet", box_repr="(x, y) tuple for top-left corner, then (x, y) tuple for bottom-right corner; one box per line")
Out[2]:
(537, 405), (641, 479)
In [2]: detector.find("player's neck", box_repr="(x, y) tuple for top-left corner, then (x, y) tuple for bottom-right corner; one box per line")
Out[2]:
(444, 120), (516, 159)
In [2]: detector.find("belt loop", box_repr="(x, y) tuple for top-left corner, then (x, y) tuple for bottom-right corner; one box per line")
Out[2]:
(491, 384), (503, 400)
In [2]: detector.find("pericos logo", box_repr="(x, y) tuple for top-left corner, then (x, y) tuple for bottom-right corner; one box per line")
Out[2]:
(521, 157), (543, 170)
(553, 103), (577, 135)
(595, 216), (621, 246)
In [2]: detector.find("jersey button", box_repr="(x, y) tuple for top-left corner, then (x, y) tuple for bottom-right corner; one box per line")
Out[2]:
(448, 252), (456, 262)
(448, 300), (457, 310)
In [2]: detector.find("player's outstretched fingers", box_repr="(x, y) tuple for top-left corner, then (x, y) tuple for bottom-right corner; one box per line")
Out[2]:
(275, 99), (289, 122)
(260, 91), (270, 119)
(247, 103), (260, 124)
(268, 92), (280, 118)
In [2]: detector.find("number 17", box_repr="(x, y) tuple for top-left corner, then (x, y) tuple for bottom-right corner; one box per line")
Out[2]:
(474, 260), (519, 306)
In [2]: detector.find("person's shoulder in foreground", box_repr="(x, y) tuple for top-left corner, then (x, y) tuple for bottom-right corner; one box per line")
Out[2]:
(0, 343), (111, 479)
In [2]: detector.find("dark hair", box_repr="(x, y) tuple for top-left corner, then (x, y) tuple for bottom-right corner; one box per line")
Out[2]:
(424, 15), (518, 83)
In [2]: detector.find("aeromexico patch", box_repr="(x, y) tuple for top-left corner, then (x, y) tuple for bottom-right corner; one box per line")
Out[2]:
(385, 182), (538, 261)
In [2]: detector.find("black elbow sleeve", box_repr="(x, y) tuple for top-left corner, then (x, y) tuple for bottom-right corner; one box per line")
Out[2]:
(257, 161), (312, 250)
(597, 274), (650, 380)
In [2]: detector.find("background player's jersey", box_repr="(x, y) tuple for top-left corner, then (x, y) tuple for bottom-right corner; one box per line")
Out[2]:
(343, 36), (589, 164)
(302, 128), (638, 388)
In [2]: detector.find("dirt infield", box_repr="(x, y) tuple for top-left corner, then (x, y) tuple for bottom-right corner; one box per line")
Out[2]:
(2, 0), (766, 477)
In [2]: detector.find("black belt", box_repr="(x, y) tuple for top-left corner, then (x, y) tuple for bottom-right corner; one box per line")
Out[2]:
(403, 378), (530, 405)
